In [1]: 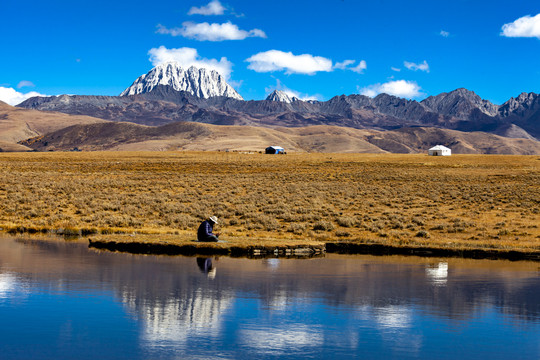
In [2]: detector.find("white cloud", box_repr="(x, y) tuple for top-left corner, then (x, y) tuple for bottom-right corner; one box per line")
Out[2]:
(156, 24), (182, 36)
(246, 50), (333, 75)
(334, 60), (355, 70)
(17, 80), (35, 89)
(358, 80), (423, 99)
(157, 21), (266, 41)
(404, 60), (429, 72)
(391, 67), (401, 72)
(350, 60), (367, 73)
(440, 30), (450, 38)
(0, 87), (48, 106)
(188, 0), (225, 16)
(501, 13), (540, 39)
(227, 79), (243, 89)
(334, 59), (366, 73)
(148, 46), (233, 79)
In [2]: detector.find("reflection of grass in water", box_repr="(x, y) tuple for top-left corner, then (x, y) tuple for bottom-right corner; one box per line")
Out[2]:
(0, 151), (539, 253)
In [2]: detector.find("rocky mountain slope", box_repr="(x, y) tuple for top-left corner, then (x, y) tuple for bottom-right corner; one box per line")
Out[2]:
(421, 88), (499, 118)
(120, 62), (243, 100)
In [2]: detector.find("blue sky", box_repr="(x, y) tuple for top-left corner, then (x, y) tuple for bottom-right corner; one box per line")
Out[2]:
(1, 0), (540, 105)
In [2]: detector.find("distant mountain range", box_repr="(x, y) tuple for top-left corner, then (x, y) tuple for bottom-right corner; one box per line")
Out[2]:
(10, 62), (540, 154)
(2, 99), (538, 154)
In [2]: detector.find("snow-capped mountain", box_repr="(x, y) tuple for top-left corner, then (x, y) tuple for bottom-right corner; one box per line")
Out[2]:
(265, 90), (299, 103)
(120, 62), (243, 100)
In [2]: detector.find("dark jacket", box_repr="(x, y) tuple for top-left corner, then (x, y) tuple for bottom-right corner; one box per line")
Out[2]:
(197, 220), (215, 241)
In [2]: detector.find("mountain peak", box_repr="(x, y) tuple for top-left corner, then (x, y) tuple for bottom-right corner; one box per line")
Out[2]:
(266, 90), (299, 103)
(421, 88), (498, 118)
(450, 87), (477, 95)
(499, 92), (540, 117)
(120, 62), (243, 100)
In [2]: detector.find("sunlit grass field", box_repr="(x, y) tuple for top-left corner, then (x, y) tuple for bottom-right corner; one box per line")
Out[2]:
(0, 151), (538, 254)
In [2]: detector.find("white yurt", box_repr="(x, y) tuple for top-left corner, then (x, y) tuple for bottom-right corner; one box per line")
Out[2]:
(428, 145), (451, 156)
(265, 146), (285, 154)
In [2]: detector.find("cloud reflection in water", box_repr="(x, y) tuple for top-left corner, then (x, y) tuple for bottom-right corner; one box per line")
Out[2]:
(0, 273), (16, 299)
(239, 325), (324, 355)
(426, 262), (449, 286)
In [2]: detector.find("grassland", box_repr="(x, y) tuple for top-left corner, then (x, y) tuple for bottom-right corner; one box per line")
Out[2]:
(0, 151), (538, 257)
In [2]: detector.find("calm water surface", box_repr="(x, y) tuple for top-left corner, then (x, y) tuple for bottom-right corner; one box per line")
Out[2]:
(0, 236), (538, 359)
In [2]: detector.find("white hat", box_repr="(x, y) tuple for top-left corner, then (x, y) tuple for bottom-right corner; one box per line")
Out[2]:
(209, 216), (218, 224)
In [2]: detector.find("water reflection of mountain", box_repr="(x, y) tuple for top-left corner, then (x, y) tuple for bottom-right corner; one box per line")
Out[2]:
(251, 257), (540, 322)
(122, 288), (233, 345)
(1, 237), (538, 326)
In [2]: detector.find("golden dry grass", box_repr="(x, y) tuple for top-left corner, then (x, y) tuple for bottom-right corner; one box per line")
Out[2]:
(0, 151), (538, 254)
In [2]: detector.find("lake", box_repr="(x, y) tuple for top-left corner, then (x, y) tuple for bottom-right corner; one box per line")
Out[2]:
(0, 236), (538, 359)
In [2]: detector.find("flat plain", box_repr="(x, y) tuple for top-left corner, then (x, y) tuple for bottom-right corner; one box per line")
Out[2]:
(0, 151), (538, 255)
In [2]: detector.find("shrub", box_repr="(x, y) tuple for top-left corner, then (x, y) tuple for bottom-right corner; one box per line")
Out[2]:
(287, 223), (306, 235)
(336, 216), (356, 228)
(313, 221), (335, 231)
(430, 224), (447, 231)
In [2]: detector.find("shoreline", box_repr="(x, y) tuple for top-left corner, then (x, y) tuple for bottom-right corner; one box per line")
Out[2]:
(2, 231), (538, 261)
(86, 235), (540, 261)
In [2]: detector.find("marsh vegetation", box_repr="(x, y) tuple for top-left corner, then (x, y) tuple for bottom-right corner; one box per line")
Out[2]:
(0, 152), (538, 254)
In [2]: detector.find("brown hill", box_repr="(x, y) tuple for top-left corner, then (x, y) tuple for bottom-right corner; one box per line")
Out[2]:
(364, 127), (540, 154)
(20, 120), (540, 154)
(0, 100), (106, 151)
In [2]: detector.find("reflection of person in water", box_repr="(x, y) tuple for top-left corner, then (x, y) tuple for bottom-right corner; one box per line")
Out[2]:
(197, 216), (220, 242)
(196, 257), (216, 278)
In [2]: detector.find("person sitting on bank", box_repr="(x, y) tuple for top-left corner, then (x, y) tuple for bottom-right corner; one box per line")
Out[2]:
(197, 216), (220, 242)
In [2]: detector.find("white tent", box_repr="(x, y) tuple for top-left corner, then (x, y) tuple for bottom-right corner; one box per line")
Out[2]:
(265, 146), (285, 154)
(428, 145), (451, 156)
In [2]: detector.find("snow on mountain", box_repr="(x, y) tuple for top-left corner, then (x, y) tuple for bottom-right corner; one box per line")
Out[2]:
(120, 62), (243, 100)
(265, 90), (299, 103)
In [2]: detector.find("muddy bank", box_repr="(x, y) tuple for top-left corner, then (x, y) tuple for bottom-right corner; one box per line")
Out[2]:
(88, 238), (325, 258)
(325, 243), (540, 262)
(88, 238), (540, 261)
